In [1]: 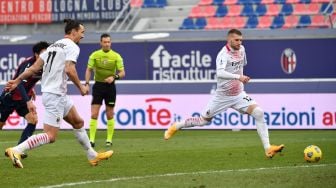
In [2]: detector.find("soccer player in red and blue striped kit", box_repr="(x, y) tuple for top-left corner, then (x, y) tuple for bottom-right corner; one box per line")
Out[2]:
(0, 41), (49, 156)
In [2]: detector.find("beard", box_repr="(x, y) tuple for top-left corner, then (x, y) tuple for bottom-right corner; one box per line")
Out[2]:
(230, 41), (240, 50)
(230, 45), (240, 50)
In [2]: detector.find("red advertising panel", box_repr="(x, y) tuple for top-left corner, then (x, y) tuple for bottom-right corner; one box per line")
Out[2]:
(0, 0), (52, 24)
(0, 0), (128, 23)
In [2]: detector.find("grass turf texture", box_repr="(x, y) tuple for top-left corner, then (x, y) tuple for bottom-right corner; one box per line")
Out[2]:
(0, 130), (335, 188)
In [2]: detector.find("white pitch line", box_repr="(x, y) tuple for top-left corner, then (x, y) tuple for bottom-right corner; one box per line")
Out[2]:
(0, 141), (14, 144)
(40, 163), (336, 188)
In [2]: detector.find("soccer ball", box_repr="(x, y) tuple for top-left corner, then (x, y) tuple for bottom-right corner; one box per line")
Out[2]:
(304, 145), (322, 163)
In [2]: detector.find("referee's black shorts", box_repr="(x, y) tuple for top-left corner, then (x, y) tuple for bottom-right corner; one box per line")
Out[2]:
(91, 82), (116, 107)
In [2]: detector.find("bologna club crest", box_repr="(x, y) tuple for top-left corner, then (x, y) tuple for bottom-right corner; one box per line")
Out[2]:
(281, 48), (297, 74)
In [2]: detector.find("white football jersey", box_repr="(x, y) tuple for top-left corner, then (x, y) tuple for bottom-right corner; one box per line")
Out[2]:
(39, 38), (79, 95)
(216, 44), (247, 96)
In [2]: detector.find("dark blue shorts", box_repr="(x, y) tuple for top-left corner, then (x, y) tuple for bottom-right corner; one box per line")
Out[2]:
(0, 93), (29, 122)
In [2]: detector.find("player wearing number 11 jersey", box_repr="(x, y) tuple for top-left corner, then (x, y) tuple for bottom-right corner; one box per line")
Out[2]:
(5, 19), (113, 169)
(164, 29), (285, 158)
(40, 38), (79, 95)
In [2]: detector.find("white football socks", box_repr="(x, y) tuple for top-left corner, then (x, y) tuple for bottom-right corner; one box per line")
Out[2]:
(73, 127), (97, 160)
(251, 107), (271, 151)
(176, 117), (209, 129)
(11, 127), (98, 160)
(13, 133), (50, 153)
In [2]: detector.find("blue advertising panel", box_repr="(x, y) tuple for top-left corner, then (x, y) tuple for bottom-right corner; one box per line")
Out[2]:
(244, 39), (336, 78)
(0, 38), (335, 81)
(0, 42), (147, 81)
(0, 44), (31, 81)
(147, 42), (218, 80)
(146, 39), (336, 80)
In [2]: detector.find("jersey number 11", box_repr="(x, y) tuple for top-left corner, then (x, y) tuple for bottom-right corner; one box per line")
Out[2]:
(45, 51), (57, 72)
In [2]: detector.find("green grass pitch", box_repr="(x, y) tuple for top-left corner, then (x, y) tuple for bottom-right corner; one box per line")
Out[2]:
(0, 130), (335, 188)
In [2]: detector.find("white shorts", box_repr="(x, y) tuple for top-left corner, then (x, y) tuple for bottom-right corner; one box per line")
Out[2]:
(42, 93), (74, 127)
(201, 91), (257, 119)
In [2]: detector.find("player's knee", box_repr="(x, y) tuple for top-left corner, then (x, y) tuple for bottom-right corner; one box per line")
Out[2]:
(105, 107), (114, 119)
(47, 133), (56, 143)
(91, 113), (99, 119)
(251, 107), (264, 120)
(26, 113), (38, 124)
(28, 117), (38, 125)
(74, 118), (84, 129)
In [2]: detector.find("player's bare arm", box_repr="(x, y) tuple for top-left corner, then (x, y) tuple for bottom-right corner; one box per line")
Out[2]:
(65, 60), (88, 96)
(31, 89), (36, 101)
(5, 58), (44, 91)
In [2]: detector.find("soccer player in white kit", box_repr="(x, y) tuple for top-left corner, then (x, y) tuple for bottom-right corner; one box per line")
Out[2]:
(5, 19), (113, 168)
(164, 29), (284, 158)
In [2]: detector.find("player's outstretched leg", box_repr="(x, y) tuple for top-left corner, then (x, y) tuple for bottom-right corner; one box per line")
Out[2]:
(164, 117), (209, 140)
(164, 123), (178, 140)
(266, 144), (285, 158)
(5, 148), (23, 168)
(89, 150), (114, 166)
